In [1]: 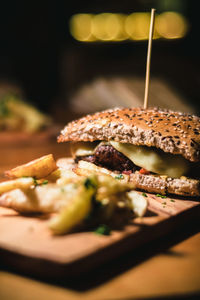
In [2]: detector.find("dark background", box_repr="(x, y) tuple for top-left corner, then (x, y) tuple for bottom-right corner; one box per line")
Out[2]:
(0, 0), (199, 120)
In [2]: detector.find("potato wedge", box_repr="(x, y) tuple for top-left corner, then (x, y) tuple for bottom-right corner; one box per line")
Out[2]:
(35, 183), (79, 213)
(75, 160), (129, 182)
(126, 191), (148, 217)
(56, 169), (80, 185)
(0, 189), (37, 213)
(0, 182), (78, 214)
(56, 157), (75, 170)
(96, 174), (135, 200)
(49, 176), (97, 234)
(45, 168), (62, 182)
(5, 154), (57, 179)
(73, 166), (94, 177)
(0, 177), (34, 195)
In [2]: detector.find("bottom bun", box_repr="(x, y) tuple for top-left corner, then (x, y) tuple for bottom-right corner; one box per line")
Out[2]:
(130, 172), (200, 197)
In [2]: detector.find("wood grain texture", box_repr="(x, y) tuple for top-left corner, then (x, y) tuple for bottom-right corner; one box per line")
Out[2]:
(0, 194), (199, 278)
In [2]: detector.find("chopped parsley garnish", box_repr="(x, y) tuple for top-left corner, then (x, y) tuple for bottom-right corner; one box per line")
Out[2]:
(156, 194), (167, 199)
(94, 224), (111, 236)
(33, 177), (39, 186)
(142, 192), (147, 197)
(170, 199), (175, 202)
(33, 178), (48, 186)
(41, 180), (48, 185)
(115, 174), (124, 180)
(162, 202), (167, 205)
(84, 178), (96, 189)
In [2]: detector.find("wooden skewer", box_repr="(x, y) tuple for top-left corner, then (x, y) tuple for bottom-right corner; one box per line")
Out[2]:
(143, 8), (156, 109)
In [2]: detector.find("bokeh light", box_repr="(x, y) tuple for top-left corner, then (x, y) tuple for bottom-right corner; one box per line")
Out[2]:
(69, 14), (95, 42)
(125, 13), (159, 40)
(69, 12), (189, 42)
(156, 12), (188, 39)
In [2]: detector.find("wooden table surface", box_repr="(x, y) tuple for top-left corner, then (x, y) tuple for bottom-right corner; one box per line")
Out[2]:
(0, 139), (200, 300)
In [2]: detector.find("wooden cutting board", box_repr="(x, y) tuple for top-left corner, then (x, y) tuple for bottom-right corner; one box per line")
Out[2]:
(0, 194), (199, 278)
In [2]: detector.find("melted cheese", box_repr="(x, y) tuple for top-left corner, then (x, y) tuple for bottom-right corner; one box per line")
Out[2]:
(71, 141), (189, 178)
(110, 141), (189, 178)
(70, 142), (98, 158)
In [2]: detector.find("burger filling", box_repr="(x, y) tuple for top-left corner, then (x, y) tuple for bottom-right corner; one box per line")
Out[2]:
(75, 144), (137, 173)
(71, 141), (190, 179)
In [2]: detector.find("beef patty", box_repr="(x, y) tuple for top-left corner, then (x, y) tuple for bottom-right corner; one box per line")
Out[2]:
(75, 144), (137, 172)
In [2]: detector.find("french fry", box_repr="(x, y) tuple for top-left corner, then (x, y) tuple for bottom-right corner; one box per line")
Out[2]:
(73, 166), (94, 177)
(96, 174), (135, 200)
(0, 189), (37, 213)
(0, 177), (34, 195)
(5, 154), (57, 179)
(126, 191), (148, 217)
(44, 167), (79, 184)
(0, 182), (79, 214)
(76, 160), (129, 182)
(49, 176), (97, 234)
(0, 149), (147, 233)
(35, 183), (79, 212)
(56, 169), (79, 185)
(73, 166), (134, 200)
(45, 168), (62, 182)
(56, 157), (75, 170)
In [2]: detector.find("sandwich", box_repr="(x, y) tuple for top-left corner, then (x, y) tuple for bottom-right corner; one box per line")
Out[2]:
(58, 107), (200, 197)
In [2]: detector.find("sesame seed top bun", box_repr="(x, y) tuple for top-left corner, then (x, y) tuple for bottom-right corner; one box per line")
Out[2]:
(58, 107), (200, 162)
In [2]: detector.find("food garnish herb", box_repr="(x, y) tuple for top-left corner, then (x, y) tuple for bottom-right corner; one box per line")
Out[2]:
(42, 180), (48, 185)
(115, 174), (124, 180)
(33, 177), (39, 186)
(170, 199), (175, 202)
(142, 192), (147, 197)
(84, 178), (96, 189)
(33, 178), (48, 186)
(156, 194), (167, 199)
(94, 224), (111, 236)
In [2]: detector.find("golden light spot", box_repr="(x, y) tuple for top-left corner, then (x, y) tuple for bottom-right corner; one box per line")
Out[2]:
(156, 12), (188, 39)
(91, 13), (128, 41)
(125, 13), (159, 40)
(69, 12), (188, 42)
(69, 14), (95, 42)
